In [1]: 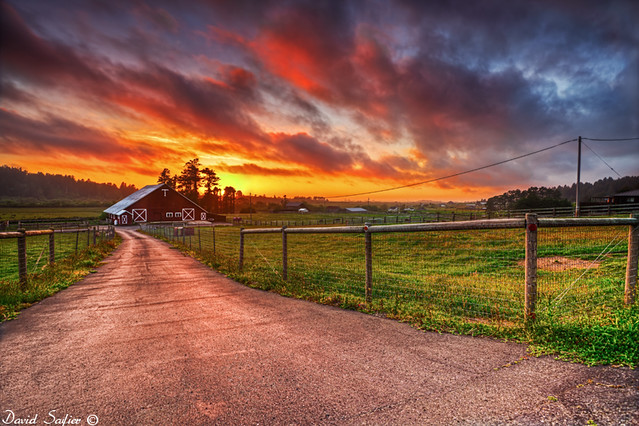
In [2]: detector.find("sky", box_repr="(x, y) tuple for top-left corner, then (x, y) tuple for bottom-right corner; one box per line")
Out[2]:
(1, 0), (638, 202)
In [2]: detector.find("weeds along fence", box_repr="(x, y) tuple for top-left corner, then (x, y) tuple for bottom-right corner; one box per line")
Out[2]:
(0, 226), (116, 286)
(144, 214), (637, 325)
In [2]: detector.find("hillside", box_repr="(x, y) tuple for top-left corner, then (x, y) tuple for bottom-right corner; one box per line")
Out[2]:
(0, 165), (137, 206)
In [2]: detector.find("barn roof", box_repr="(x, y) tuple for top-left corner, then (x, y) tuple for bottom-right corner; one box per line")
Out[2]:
(615, 189), (639, 197)
(104, 184), (164, 214)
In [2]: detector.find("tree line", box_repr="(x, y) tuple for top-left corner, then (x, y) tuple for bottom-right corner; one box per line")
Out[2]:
(486, 175), (639, 211)
(0, 165), (137, 206)
(157, 158), (238, 214)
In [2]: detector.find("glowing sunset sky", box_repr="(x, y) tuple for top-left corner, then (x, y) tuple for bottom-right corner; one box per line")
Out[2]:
(1, 0), (638, 201)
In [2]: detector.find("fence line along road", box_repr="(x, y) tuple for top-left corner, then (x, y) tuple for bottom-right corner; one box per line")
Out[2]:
(239, 214), (638, 318)
(233, 202), (639, 228)
(145, 213), (638, 325)
(0, 226), (116, 287)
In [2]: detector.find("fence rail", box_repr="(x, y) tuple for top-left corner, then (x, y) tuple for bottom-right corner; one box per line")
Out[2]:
(232, 203), (638, 228)
(145, 214), (638, 326)
(0, 226), (116, 287)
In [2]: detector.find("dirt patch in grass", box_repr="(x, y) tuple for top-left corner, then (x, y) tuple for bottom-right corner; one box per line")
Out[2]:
(518, 256), (600, 271)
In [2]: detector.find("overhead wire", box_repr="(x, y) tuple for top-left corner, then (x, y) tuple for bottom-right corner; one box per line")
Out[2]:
(582, 137), (639, 141)
(327, 137), (578, 199)
(582, 142), (622, 178)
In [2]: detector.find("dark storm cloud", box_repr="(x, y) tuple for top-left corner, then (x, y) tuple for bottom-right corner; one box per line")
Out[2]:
(2, 0), (637, 191)
(0, 2), (109, 87)
(0, 108), (159, 162)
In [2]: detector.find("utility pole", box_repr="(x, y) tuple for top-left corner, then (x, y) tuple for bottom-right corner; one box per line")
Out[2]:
(575, 136), (582, 217)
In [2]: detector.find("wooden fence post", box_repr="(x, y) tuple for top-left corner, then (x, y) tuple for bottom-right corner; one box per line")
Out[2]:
(625, 214), (638, 305)
(239, 228), (245, 271)
(282, 226), (288, 281)
(364, 223), (373, 305)
(525, 213), (538, 321)
(49, 230), (55, 264)
(18, 229), (27, 288)
(92, 227), (97, 245)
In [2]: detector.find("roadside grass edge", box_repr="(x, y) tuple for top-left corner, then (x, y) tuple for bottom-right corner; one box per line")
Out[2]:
(0, 235), (121, 321)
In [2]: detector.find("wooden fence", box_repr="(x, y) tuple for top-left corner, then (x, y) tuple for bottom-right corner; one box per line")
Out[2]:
(235, 202), (639, 228)
(0, 226), (116, 287)
(240, 214), (638, 320)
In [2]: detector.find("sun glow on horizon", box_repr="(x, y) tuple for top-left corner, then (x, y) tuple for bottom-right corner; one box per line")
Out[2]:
(1, 0), (637, 203)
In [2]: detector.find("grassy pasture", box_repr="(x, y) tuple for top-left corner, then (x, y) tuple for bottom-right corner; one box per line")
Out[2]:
(0, 206), (104, 221)
(0, 231), (95, 282)
(151, 222), (637, 366)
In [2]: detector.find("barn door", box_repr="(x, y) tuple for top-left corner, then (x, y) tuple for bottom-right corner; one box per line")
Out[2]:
(132, 209), (147, 222)
(182, 208), (195, 221)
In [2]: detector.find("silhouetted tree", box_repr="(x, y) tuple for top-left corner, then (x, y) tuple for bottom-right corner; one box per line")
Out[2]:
(177, 158), (201, 202)
(200, 167), (220, 213)
(157, 168), (177, 187)
(212, 187), (221, 213)
(222, 186), (236, 213)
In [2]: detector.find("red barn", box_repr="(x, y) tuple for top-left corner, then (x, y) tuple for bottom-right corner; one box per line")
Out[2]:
(104, 184), (209, 225)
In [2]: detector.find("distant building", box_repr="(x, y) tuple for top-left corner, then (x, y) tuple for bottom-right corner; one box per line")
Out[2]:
(612, 189), (639, 204)
(104, 183), (209, 225)
(282, 202), (306, 212)
(345, 207), (367, 213)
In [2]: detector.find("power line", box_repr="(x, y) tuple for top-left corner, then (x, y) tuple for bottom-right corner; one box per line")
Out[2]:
(328, 138), (578, 199)
(582, 137), (639, 141)
(582, 142), (622, 178)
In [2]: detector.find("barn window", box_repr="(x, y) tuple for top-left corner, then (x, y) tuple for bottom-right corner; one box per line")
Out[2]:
(175, 212), (182, 217)
(166, 212), (173, 218)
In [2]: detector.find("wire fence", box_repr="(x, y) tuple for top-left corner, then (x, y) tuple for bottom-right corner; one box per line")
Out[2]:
(536, 225), (630, 319)
(371, 227), (526, 320)
(143, 214), (637, 326)
(0, 227), (116, 284)
(234, 203), (639, 228)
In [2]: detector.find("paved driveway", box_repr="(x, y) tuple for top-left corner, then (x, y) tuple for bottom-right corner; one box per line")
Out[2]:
(1, 229), (637, 424)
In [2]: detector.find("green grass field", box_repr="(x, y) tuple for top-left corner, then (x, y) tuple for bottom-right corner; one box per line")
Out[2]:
(0, 231), (97, 282)
(0, 206), (104, 221)
(148, 222), (638, 366)
(235, 209), (471, 227)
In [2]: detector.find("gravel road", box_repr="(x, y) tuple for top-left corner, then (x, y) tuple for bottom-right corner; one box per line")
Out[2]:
(1, 228), (637, 425)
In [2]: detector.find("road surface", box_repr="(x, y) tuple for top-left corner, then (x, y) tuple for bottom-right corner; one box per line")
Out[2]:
(1, 228), (637, 424)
